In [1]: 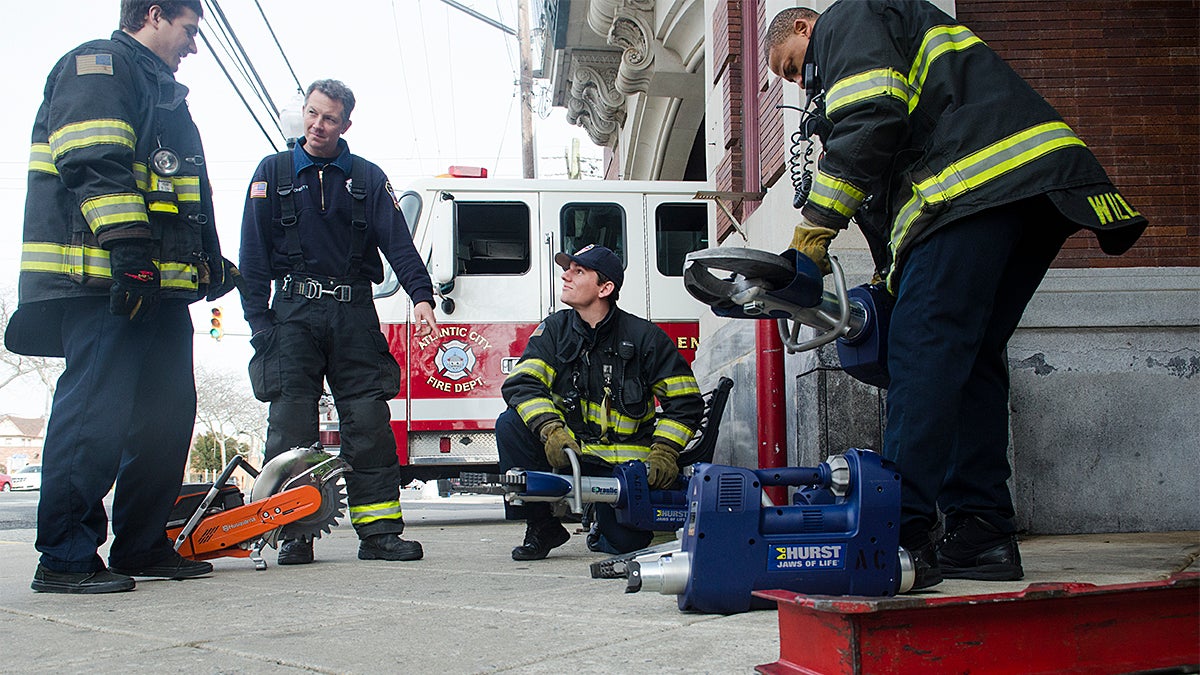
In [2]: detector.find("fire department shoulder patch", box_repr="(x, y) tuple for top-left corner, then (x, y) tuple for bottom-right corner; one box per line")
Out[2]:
(531, 322), (545, 338)
(386, 181), (400, 211)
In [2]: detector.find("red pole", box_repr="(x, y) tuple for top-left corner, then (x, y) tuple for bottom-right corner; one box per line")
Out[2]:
(755, 319), (788, 505)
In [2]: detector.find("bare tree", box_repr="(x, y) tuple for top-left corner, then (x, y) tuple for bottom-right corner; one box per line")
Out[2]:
(0, 290), (65, 414)
(194, 364), (267, 470)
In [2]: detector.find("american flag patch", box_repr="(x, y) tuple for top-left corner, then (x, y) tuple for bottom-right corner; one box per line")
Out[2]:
(250, 181), (268, 198)
(75, 53), (114, 76)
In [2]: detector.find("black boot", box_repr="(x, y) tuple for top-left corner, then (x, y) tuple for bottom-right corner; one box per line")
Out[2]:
(359, 533), (423, 561)
(907, 541), (944, 591)
(938, 516), (1024, 581)
(511, 519), (570, 561)
(31, 565), (135, 594)
(110, 550), (213, 579)
(277, 538), (314, 565)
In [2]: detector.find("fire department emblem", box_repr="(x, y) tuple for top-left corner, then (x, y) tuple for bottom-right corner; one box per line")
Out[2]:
(435, 340), (476, 381)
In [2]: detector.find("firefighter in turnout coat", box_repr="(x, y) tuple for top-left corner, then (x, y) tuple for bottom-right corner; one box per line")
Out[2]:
(765, 1), (1147, 590)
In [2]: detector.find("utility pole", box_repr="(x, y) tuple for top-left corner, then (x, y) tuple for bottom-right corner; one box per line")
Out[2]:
(517, 0), (536, 178)
(440, 0), (536, 178)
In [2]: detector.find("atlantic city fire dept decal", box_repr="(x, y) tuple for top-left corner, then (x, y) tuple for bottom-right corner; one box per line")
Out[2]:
(425, 327), (493, 393)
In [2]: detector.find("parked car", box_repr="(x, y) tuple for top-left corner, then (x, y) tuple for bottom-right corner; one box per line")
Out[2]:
(0, 473), (10, 492)
(11, 465), (42, 491)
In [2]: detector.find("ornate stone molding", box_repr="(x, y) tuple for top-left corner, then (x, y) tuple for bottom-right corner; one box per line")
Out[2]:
(565, 51), (625, 147)
(592, 0), (702, 99)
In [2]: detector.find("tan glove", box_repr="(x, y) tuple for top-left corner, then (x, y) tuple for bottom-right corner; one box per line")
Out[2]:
(538, 420), (579, 469)
(789, 222), (839, 276)
(645, 442), (680, 489)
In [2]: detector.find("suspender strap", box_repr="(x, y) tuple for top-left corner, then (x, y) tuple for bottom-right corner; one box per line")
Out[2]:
(345, 156), (370, 279)
(274, 149), (306, 272)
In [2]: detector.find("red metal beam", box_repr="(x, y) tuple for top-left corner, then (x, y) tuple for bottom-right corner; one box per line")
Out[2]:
(755, 573), (1199, 675)
(755, 320), (787, 504)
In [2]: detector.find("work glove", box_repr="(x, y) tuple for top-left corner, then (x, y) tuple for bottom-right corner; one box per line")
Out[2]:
(206, 256), (243, 301)
(789, 221), (839, 276)
(538, 420), (579, 469)
(108, 240), (160, 321)
(645, 442), (680, 489)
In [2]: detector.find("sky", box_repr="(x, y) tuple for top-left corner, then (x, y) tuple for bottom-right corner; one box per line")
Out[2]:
(0, 0), (602, 418)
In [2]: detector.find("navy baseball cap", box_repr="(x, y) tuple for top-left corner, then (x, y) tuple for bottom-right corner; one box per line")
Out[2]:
(554, 244), (624, 291)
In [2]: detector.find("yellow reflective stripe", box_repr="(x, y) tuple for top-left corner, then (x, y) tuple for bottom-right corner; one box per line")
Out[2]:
(907, 25), (984, 113)
(21, 242), (108, 277)
(133, 162), (150, 190)
(349, 500), (403, 525)
(886, 122), (1086, 291)
(826, 68), (909, 117)
(159, 262), (198, 290)
(581, 400), (651, 437)
(507, 358), (556, 388)
(29, 143), (58, 175)
(173, 176), (201, 202)
(80, 193), (148, 233)
(654, 418), (695, 448)
(19, 242), (199, 290)
(652, 375), (702, 399)
(808, 170), (868, 219)
(581, 442), (652, 464)
(516, 398), (559, 426)
(913, 122), (1084, 204)
(48, 118), (136, 159)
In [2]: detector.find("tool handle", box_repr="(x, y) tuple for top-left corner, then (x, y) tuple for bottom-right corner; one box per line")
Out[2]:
(755, 465), (829, 488)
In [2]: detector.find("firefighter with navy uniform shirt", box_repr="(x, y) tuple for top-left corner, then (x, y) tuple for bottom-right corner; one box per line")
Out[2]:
(498, 245), (704, 559)
(765, 2), (1147, 590)
(239, 79), (440, 565)
(6, 0), (237, 594)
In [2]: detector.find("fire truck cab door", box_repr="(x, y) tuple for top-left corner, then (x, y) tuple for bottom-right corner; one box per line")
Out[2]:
(540, 191), (650, 319)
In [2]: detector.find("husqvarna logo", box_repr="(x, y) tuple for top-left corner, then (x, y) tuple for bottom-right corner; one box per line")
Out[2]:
(435, 340), (477, 381)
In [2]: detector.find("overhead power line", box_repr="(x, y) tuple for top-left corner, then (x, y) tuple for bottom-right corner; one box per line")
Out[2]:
(254, 0), (303, 92)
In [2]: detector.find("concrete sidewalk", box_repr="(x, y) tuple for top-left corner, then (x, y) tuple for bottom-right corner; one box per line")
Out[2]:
(0, 494), (1196, 674)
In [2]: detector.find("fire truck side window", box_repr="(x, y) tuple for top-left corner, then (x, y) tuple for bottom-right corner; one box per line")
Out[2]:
(560, 203), (627, 266)
(454, 201), (531, 275)
(655, 203), (708, 276)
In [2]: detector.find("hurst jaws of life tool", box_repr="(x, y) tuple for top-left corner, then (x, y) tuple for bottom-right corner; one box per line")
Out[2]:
(453, 447), (691, 532)
(595, 247), (909, 614)
(167, 444), (349, 570)
(621, 449), (914, 614)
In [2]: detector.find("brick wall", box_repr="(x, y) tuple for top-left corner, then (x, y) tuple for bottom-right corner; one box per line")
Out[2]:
(949, 0), (1198, 268)
(714, 0), (745, 238)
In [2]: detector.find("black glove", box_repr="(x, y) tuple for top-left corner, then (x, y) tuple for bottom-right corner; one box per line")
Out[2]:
(207, 256), (243, 301)
(108, 241), (160, 321)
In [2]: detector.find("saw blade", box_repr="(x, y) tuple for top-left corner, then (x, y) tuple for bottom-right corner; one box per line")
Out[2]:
(277, 478), (347, 543)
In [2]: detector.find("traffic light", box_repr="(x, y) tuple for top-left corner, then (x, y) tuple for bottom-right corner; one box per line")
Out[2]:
(209, 307), (223, 341)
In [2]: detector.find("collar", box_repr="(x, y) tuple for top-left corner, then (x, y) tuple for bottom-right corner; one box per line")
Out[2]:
(111, 31), (188, 110)
(292, 139), (353, 177)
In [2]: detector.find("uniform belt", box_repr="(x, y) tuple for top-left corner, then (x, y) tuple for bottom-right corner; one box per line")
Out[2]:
(276, 274), (368, 303)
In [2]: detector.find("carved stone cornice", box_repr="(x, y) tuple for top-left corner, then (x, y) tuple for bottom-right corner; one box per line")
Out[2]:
(565, 50), (626, 147)
(589, 0), (702, 99)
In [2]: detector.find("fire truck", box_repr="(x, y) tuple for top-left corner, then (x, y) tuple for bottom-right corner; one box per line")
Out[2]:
(334, 169), (711, 481)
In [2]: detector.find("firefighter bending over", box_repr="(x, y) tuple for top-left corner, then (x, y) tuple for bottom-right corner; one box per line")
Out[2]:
(238, 79), (440, 566)
(498, 245), (704, 560)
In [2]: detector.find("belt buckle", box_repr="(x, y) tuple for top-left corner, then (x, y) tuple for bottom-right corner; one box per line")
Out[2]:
(331, 285), (353, 302)
(302, 279), (323, 299)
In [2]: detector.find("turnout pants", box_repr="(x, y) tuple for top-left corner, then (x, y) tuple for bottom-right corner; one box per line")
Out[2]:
(249, 286), (405, 539)
(37, 298), (196, 573)
(883, 196), (1075, 544)
(495, 408), (654, 553)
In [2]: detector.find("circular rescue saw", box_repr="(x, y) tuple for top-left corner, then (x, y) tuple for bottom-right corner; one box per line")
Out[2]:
(167, 444), (350, 570)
